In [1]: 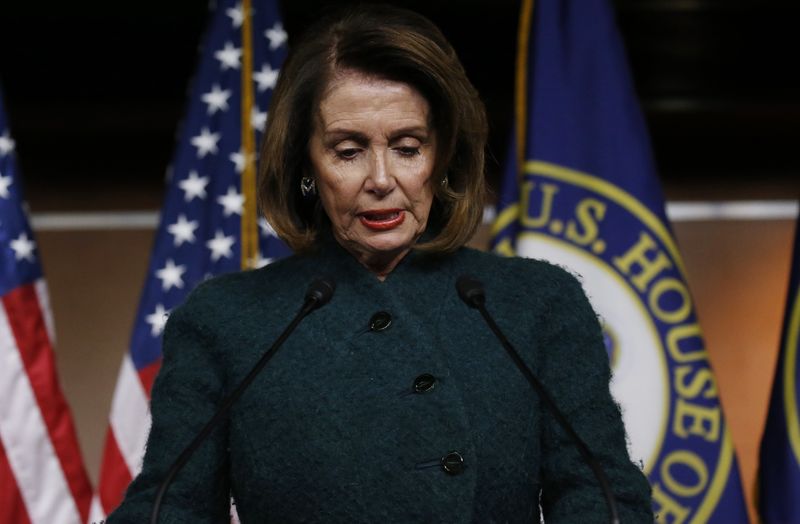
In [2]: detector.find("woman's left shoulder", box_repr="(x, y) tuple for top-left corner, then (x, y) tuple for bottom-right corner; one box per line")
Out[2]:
(453, 246), (588, 299)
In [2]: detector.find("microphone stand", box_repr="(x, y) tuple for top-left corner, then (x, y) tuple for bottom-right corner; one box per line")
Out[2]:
(150, 278), (335, 524)
(456, 276), (621, 524)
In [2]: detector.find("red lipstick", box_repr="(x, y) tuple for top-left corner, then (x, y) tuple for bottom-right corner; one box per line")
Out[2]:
(358, 209), (405, 231)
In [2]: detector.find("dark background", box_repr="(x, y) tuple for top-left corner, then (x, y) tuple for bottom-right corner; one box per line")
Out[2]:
(1, 0), (797, 211)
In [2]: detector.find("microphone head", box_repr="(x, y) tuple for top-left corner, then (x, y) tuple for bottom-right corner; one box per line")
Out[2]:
(456, 275), (485, 308)
(305, 277), (336, 308)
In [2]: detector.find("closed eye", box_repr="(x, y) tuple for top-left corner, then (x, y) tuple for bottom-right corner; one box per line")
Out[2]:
(395, 147), (420, 157)
(336, 148), (361, 160)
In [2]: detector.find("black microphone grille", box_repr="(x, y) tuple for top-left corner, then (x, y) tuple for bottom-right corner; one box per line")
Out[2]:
(456, 275), (485, 308)
(305, 277), (336, 308)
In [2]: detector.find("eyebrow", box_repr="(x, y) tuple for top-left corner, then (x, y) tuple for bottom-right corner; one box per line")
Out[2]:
(322, 130), (369, 145)
(322, 126), (432, 144)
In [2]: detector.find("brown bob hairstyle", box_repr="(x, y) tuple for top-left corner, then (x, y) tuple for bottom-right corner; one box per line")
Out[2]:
(258, 4), (488, 253)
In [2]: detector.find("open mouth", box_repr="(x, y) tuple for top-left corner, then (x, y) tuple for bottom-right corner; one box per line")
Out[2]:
(358, 209), (405, 230)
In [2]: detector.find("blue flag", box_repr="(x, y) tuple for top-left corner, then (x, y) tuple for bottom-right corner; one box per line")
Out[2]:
(0, 95), (41, 294)
(95, 0), (290, 516)
(759, 220), (800, 522)
(491, 0), (749, 521)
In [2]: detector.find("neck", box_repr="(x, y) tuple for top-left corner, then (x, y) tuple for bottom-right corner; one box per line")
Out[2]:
(355, 247), (411, 281)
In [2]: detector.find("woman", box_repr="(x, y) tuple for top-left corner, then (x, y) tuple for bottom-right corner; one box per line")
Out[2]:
(109, 5), (653, 523)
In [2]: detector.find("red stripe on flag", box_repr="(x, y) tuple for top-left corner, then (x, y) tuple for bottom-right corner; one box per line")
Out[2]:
(138, 359), (162, 398)
(98, 428), (133, 515)
(2, 284), (93, 522)
(0, 439), (33, 524)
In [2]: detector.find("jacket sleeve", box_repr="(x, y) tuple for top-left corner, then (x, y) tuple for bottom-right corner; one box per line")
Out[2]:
(538, 268), (654, 523)
(105, 296), (231, 524)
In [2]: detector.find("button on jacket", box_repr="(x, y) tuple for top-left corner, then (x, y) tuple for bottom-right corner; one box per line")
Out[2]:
(107, 240), (653, 523)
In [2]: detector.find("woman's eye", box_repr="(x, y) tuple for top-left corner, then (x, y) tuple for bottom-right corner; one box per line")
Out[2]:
(396, 147), (420, 157)
(336, 148), (360, 160)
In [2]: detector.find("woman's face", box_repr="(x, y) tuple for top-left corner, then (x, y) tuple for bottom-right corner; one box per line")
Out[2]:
(308, 70), (437, 274)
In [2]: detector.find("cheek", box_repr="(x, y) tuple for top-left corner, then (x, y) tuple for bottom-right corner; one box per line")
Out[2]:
(396, 157), (435, 199)
(317, 172), (360, 217)
(409, 172), (436, 210)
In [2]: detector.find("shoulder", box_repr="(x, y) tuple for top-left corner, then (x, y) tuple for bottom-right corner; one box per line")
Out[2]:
(453, 247), (590, 304)
(171, 255), (313, 323)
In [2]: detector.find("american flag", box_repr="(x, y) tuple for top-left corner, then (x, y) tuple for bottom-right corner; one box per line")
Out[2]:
(0, 93), (94, 522)
(93, 0), (290, 518)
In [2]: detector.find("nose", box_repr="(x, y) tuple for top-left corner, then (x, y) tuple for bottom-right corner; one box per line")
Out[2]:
(364, 150), (395, 196)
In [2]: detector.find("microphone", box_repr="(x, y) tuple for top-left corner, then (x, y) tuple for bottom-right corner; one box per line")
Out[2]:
(455, 275), (485, 307)
(150, 277), (336, 524)
(455, 275), (620, 524)
(304, 277), (335, 307)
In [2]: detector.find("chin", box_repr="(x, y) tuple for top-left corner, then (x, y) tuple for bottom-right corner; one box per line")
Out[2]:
(364, 239), (412, 255)
(360, 231), (416, 255)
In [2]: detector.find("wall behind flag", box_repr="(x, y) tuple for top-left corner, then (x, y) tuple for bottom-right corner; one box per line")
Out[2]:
(34, 229), (155, 487)
(1, 0), (797, 207)
(34, 209), (795, 523)
(671, 217), (795, 523)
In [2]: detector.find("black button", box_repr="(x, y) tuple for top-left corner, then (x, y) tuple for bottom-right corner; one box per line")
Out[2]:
(369, 311), (392, 331)
(441, 451), (465, 475)
(413, 373), (437, 393)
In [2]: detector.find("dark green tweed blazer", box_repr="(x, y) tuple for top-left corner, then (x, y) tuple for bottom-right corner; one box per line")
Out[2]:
(108, 240), (653, 523)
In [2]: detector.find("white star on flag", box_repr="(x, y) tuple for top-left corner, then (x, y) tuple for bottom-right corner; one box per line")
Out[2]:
(206, 230), (236, 261)
(0, 131), (15, 156)
(254, 252), (274, 269)
(10, 232), (35, 262)
(253, 63), (279, 91)
(191, 128), (221, 158)
(258, 217), (277, 237)
(226, 2), (244, 27)
(215, 41), (242, 70)
(229, 150), (246, 174)
(178, 171), (210, 201)
(0, 173), (12, 199)
(251, 106), (267, 132)
(217, 186), (244, 216)
(201, 84), (232, 114)
(145, 304), (170, 337)
(167, 214), (199, 246)
(155, 259), (187, 291)
(265, 22), (288, 50)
